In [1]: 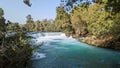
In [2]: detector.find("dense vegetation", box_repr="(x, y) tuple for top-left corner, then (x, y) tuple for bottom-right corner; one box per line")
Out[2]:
(6, 0), (120, 50)
(0, 0), (120, 67)
(0, 8), (34, 68)
(6, 15), (58, 32)
(24, 15), (57, 32)
(55, 0), (120, 49)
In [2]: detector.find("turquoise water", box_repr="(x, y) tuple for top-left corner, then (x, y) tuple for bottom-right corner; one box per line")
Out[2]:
(30, 32), (120, 68)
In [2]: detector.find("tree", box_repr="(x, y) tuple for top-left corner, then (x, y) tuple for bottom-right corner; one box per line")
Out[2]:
(70, 6), (87, 36)
(34, 20), (40, 32)
(0, 1), (34, 68)
(55, 6), (74, 35)
(26, 14), (34, 31)
(0, 8), (4, 17)
(26, 14), (33, 23)
(62, 0), (120, 14)
(7, 22), (20, 31)
(0, 8), (6, 32)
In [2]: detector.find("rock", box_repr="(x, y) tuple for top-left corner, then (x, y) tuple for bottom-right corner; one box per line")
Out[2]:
(65, 33), (71, 37)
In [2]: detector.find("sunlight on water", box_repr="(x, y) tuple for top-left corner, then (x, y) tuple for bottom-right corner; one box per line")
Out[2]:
(29, 32), (120, 68)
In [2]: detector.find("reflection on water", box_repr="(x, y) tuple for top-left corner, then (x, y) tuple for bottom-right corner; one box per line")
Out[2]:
(29, 32), (120, 68)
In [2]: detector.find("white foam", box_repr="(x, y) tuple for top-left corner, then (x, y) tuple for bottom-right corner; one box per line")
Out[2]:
(29, 32), (73, 60)
(29, 32), (68, 46)
(60, 33), (66, 37)
(31, 52), (46, 60)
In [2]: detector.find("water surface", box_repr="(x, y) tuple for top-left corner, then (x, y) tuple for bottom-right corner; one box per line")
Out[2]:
(29, 32), (120, 68)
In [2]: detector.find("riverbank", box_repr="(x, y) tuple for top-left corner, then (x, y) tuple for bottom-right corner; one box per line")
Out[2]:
(65, 33), (120, 50)
(79, 35), (120, 50)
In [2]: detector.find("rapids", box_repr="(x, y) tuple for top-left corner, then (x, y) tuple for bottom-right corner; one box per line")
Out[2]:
(29, 32), (120, 68)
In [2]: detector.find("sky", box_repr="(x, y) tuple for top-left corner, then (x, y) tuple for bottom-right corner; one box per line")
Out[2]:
(0, 0), (60, 24)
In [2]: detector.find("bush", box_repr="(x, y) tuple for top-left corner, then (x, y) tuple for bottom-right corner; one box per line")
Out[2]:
(0, 32), (33, 68)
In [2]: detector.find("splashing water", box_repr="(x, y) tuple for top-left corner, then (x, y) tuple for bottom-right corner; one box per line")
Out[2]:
(29, 32), (120, 68)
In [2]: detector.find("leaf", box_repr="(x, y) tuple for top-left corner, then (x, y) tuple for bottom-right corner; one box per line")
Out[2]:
(23, 0), (32, 7)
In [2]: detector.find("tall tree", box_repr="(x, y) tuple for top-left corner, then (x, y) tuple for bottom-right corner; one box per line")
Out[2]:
(26, 14), (33, 23)
(55, 6), (74, 34)
(0, 8), (4, 17)
(34, 20), (41, 32)
(70, 6), (87, 36)
(26, 14), (34, 31)
(0, 8), (6, 32)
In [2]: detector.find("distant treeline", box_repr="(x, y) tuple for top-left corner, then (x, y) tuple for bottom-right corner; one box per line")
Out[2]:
(6, 15), (60, 32)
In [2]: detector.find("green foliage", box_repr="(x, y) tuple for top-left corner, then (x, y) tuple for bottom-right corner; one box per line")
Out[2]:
(0, 8), (4, 17)
(26, 14), (34, 32)
(56, 1), (120, 38)
(85, 4), (120, 36)
(109, 13), (120, 35)
(25, 15), (59, 32)
(24, 14), (59, 32)
(65, 3), (120, 36)
(26, 14), (34, 24)
(70, 6), (87, 36)
(55, 6), (74, 33)
(34, 20), (40, 32)
(0, 8), (6, 32)
(0, 17), (6, 32)
(0, 8), (34, 68)
(62, 0), (120, 14)
(0, 32), (33, 68)
(7, 22), (20, 31)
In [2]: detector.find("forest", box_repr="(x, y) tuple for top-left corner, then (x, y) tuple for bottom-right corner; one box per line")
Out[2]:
(0, 0), (120, 68)
(55, 0), (120, 49)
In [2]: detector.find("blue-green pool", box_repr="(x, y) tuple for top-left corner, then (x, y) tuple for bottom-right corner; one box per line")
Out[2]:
(29, 32), (120, 68)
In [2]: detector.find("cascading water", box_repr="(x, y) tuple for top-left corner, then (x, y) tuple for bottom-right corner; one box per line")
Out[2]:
(29, 32), (120, 68)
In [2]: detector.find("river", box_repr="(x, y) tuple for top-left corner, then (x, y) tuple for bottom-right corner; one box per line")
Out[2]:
(28, 32), (120, 68)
